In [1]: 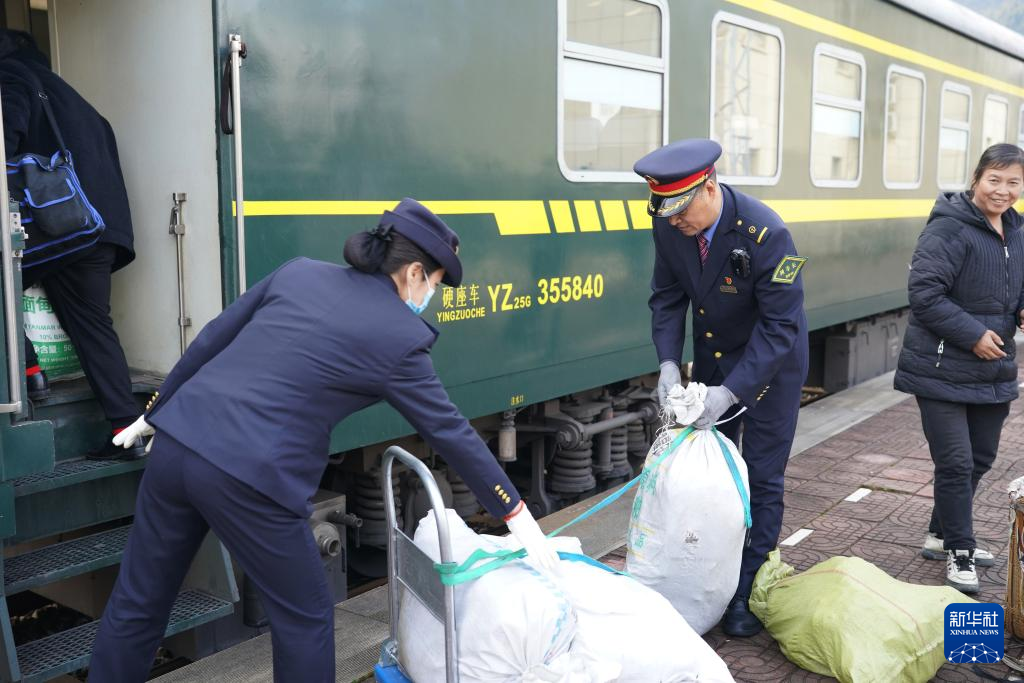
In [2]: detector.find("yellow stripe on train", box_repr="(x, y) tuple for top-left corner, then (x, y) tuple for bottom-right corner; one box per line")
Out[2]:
(236, 198), (1024, 236)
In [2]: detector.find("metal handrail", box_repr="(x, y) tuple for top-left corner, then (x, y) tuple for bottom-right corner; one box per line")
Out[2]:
(382, 445), (458, 683)
(0, 86), (22, 414)
(228, 34), (247, 294)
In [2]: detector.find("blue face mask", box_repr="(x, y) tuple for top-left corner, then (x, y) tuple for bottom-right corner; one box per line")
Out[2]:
(406, 275), (435, 315)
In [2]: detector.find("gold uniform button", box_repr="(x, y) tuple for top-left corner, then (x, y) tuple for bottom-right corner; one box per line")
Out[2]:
(714, 351), (722, 359)
(494, 485), (501, 492)
(736, 219), (742, 226)
(705, 332), (713, 338)
(698, 308), (705, 315)
(748, 226), (756, 234)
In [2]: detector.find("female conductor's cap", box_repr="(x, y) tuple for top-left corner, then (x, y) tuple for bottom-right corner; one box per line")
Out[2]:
(378, 198), (463, 286)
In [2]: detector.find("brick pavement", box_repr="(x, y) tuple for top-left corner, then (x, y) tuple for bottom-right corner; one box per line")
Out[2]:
(601, 392), (1024, 682)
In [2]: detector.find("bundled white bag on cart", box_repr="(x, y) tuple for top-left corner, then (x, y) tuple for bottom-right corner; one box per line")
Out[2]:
(626, 382), (751, 635)
(398, 509), (609, 683)
(555, 536), (736, 683)
(400, 509), (735, 683)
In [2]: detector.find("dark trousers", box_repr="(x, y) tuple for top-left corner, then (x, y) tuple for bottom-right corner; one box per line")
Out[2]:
(916, 396), (1009, 551)
(23, 243), (137, 428)
(714, 374), (801, 599)
(89, 432), (335, 682)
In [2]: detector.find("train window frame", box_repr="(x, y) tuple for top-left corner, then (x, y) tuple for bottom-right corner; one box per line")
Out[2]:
(937, 81), (973, 191)
(1019, 104), (1024, 150)
(809, 43), (866, 189)
(556, 0), (670, 184)
(708, 11), (785, 187)
(981, 94), (1010, 152)
(882, 65), (926, 191)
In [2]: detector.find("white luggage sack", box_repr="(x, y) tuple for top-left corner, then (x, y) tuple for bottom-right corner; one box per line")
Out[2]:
(400, 509), (735, 683)
(626, 384), (751, 635)
(398, 509), (592, 683)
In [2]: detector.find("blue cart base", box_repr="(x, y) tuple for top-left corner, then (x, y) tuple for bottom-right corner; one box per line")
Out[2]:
(374, 663), (414, 682)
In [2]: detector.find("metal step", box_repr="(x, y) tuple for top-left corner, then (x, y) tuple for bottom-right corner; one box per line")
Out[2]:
(16, 589), (233, 683)
(30, 373), (163, 410)
(12, 457), (146, 498)
(5, 525), (132, 595)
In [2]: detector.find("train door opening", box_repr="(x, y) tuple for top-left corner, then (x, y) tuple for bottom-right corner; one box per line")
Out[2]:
(3, 0), (225, 383)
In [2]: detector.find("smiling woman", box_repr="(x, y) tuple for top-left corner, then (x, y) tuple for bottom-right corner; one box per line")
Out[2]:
(969, 143), (1024, 230)
(893, 142), (1024, 595)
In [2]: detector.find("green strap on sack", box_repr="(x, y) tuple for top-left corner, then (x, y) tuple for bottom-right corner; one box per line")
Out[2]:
(432, 423), (752, 585)
(435, 549), (627, 587)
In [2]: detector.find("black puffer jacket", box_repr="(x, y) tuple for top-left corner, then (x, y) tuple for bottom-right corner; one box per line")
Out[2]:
(894, 192), (1024, 404)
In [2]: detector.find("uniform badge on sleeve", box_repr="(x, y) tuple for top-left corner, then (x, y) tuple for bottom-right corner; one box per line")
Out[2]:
(771, 256), (807, 284)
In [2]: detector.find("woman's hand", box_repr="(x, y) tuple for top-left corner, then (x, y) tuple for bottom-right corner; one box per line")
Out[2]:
(113, 415), (155, 452)
(1018, 309), (1024, 333)
(505, 502), (560, 574)
(972, 330), (1008, 360)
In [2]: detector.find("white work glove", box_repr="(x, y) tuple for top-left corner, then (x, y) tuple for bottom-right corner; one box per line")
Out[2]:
(665, 382), (707, 426)
(112, 415), (155, 453)
(506, 503), (560, 573)
(657, 361), (682, 405)
(693, 385), (739, 430)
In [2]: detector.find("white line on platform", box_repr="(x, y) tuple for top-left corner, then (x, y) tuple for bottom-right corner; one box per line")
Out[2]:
(845, 487), (872, 502)
(780, 528), (813, 546)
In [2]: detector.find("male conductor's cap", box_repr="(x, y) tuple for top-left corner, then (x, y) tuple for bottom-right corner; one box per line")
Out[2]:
(633, 139), (723, 217)
(377, 198), (462, 286)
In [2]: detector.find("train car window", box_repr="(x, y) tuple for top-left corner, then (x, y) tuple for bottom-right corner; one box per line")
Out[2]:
(883, 66), (925, 190)
(810, 45), (865, 188)
(1019, 105), (1024, 150)
(710, 12), (784, 186)
(938, 82), (972, 189)
(558, 0), (668, 183)
(981, 96), (1009, 151)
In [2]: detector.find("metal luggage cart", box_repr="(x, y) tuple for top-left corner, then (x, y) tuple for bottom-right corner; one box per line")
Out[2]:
(374, 445), (460, 683)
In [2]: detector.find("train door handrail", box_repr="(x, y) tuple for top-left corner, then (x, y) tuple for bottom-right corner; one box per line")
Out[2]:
(226, 34), (247, 295)
(0, 85), (23, 414)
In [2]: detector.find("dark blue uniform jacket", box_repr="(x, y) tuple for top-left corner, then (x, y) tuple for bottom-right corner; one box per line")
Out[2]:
(0, 47), (135, 270)
(649, 184), (809, 412)
(146, 258), (519, 519)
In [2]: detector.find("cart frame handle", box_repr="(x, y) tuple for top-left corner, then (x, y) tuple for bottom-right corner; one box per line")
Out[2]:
(381, 446), (459, 683)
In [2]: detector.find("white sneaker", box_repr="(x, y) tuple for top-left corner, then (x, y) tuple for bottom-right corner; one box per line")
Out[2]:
(946, 550), (979, 594)
(922, 533), (994, 567)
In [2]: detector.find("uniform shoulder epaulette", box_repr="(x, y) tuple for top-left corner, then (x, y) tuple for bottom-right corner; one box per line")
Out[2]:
(734, 215), (770, 245)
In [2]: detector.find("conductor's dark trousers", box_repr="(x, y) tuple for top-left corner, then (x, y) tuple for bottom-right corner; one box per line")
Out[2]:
(89, 432), (335, 682)
(23, 243), (137, 427)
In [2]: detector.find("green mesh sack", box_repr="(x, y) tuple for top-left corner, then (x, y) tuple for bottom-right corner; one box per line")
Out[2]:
(750, 550), (973, 683)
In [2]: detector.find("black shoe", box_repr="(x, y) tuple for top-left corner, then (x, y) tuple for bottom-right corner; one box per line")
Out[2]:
(86, 437), (146, 461)
(26, 369), (49, 400)
(722, 596), (763, 637)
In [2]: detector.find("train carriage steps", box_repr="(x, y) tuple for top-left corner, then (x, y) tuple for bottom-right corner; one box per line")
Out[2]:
(15, 589), (233, 683)
(0, 372), (236, 682)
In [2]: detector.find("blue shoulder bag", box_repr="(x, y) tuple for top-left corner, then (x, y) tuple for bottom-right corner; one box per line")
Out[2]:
(5, 76), (105, 267)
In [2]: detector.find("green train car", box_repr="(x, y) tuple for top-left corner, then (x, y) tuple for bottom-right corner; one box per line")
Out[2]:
(0, 0), (1019, 679)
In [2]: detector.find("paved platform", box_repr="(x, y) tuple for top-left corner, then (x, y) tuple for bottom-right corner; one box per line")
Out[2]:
(160, 369), (1024, 682)
(600, 373), (1023, 682)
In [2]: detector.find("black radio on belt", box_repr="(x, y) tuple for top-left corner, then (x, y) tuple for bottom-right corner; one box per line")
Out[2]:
(730, 249), (751, 278)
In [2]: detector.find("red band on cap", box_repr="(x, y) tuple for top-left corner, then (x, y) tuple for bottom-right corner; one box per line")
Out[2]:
(647, 166), (713, 196)
(25, 365), (41, 376)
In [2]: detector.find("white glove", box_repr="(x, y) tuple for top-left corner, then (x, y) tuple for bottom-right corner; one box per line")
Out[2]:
(506, 503), (560, 573)
(657, 361), (681, 405)
(665, 382), (707, 426)
(693, 385), (739, 430)
(113, 415), (155, 453)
